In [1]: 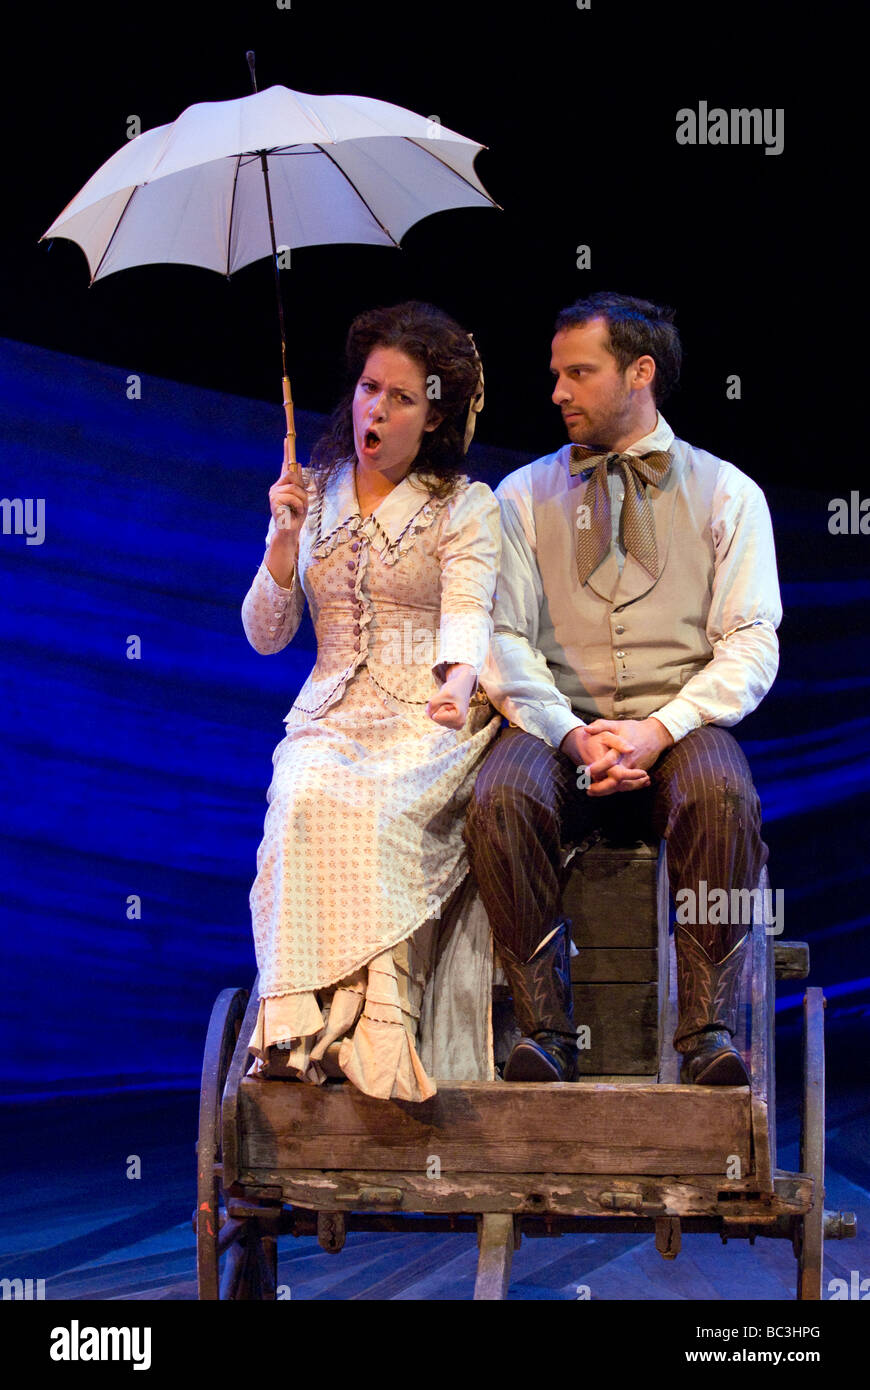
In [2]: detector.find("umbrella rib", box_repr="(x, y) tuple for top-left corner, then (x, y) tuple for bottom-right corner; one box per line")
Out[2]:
(311, 143), (401, 247)
(90, 185), (141, 284)
(239, 150), (311, 162)
(402, 137), (503, 209)
(226, 153), (242, 277)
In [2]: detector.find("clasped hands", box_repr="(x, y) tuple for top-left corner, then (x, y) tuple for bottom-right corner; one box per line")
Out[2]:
(561, 717), (674, 797)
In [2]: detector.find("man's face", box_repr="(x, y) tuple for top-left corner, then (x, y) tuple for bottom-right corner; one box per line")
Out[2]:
(550, 318), (640, 450)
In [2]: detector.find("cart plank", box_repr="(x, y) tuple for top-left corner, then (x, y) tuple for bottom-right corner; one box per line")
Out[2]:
(233, 1167), (812, 1218)
(238, 1078), (750, 1175)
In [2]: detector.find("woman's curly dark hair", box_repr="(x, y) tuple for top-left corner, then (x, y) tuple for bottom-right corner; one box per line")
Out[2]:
(309, 301), (481, 500)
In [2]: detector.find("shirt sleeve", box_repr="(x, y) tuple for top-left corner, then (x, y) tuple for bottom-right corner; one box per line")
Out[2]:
(651, 465), (783, 741)
(432, 481), (502, 690)
(479, 476), (586, 748)
(241, 515), (307, 655)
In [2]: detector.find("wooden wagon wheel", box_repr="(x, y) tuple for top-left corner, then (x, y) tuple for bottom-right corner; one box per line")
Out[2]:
(796, 987), (825, 1300)
(197, 986), (277, 1300)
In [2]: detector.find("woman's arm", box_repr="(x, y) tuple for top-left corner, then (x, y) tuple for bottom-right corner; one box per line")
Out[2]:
(426, 482), (502, 727)
(241, 462), (312, 655)
(241, 535), (307, 655)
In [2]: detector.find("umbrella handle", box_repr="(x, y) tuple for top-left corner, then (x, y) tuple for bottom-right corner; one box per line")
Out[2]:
(282, 374), (298, 471)
(277, 374), (302, 531)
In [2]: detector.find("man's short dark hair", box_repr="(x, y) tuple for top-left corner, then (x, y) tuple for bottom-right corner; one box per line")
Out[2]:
(554, 292), (682, 405)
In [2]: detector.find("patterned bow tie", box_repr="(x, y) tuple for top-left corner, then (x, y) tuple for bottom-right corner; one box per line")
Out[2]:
(569, 445), (672, 584)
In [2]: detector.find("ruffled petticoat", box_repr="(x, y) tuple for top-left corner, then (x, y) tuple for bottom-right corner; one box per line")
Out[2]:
(246, 918), (439, 1100)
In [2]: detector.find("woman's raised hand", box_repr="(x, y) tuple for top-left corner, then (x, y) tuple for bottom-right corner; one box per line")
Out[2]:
(269, 461), (309, 541)
(266, 461), (309, 587)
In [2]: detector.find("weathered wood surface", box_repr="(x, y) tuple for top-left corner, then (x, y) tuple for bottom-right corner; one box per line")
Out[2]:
(570, 947), (658, 982)
(798, 988), (826, 1300)
(656, 845), (680, 1083)
(655, 1215), (682, 1259)
(658, 933), (681, 1085)
(197, 986), (249, 1299)
(573, 982), (659, 1073)
(774, 941), (810, 979)
(749, 873), (776, 1191)
(764, 883), (778, 1178)
(238, 1078), (750, 1176)
(220, 979), (262, 1189)
(563, 841), (659, 948)
(473, 1214), (516, 1299)
(232, 1166), (813, 1219)
(563, 838), (663, 1073)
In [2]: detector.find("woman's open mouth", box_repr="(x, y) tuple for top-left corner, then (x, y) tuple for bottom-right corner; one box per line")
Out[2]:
(363, 428), (381, 453)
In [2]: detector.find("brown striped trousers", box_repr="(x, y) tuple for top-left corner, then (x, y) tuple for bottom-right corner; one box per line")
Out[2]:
(463, 724), (770, 1051)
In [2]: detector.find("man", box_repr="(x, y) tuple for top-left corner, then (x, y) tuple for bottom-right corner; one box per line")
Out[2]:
(465, 292), (782, 1085)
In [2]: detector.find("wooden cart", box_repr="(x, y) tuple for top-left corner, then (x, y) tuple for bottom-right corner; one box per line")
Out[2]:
(195, 840), (856, 1300)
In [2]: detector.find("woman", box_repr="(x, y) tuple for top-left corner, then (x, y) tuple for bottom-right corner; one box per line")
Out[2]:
(241, 301), (502, 1102)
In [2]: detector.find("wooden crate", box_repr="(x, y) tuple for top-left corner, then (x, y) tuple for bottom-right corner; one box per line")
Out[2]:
(494, 837), (667, 1075)
(566, 838), (664, 1073)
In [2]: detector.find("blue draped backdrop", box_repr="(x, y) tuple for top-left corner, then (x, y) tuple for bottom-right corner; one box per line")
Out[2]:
(2, 336), (867, 1097)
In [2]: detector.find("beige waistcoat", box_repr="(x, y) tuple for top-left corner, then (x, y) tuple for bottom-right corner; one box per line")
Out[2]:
(531, 439), (720, 720)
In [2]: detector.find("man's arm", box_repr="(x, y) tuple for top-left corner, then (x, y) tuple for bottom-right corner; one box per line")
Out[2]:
(651, 464), (782, 741)
(479, 475), (587, 749)
(590, 464), (782, 754)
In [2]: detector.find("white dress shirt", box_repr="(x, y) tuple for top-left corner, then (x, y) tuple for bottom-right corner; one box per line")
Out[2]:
(482, 413), (783, 746)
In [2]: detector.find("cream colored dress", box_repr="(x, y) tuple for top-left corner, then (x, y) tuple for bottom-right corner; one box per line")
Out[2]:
(241, 456), (502, 1101)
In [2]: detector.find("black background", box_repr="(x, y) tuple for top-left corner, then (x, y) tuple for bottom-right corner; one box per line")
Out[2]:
(2, 0), (853, 490)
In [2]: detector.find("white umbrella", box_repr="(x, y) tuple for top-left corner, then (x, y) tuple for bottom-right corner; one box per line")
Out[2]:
(41, 57), (499, 508)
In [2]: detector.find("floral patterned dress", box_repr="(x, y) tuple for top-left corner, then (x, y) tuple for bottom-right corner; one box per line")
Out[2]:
(241, 456), (502, 1101)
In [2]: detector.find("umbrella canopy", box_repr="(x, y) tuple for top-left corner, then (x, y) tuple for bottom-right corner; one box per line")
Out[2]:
(42, 85), (499, 281)
(41, 78), (497, 512)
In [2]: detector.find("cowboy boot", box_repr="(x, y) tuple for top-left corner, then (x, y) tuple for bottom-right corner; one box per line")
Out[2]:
(500, 920), (578, 1082)
(674, 926), (750, 1085)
